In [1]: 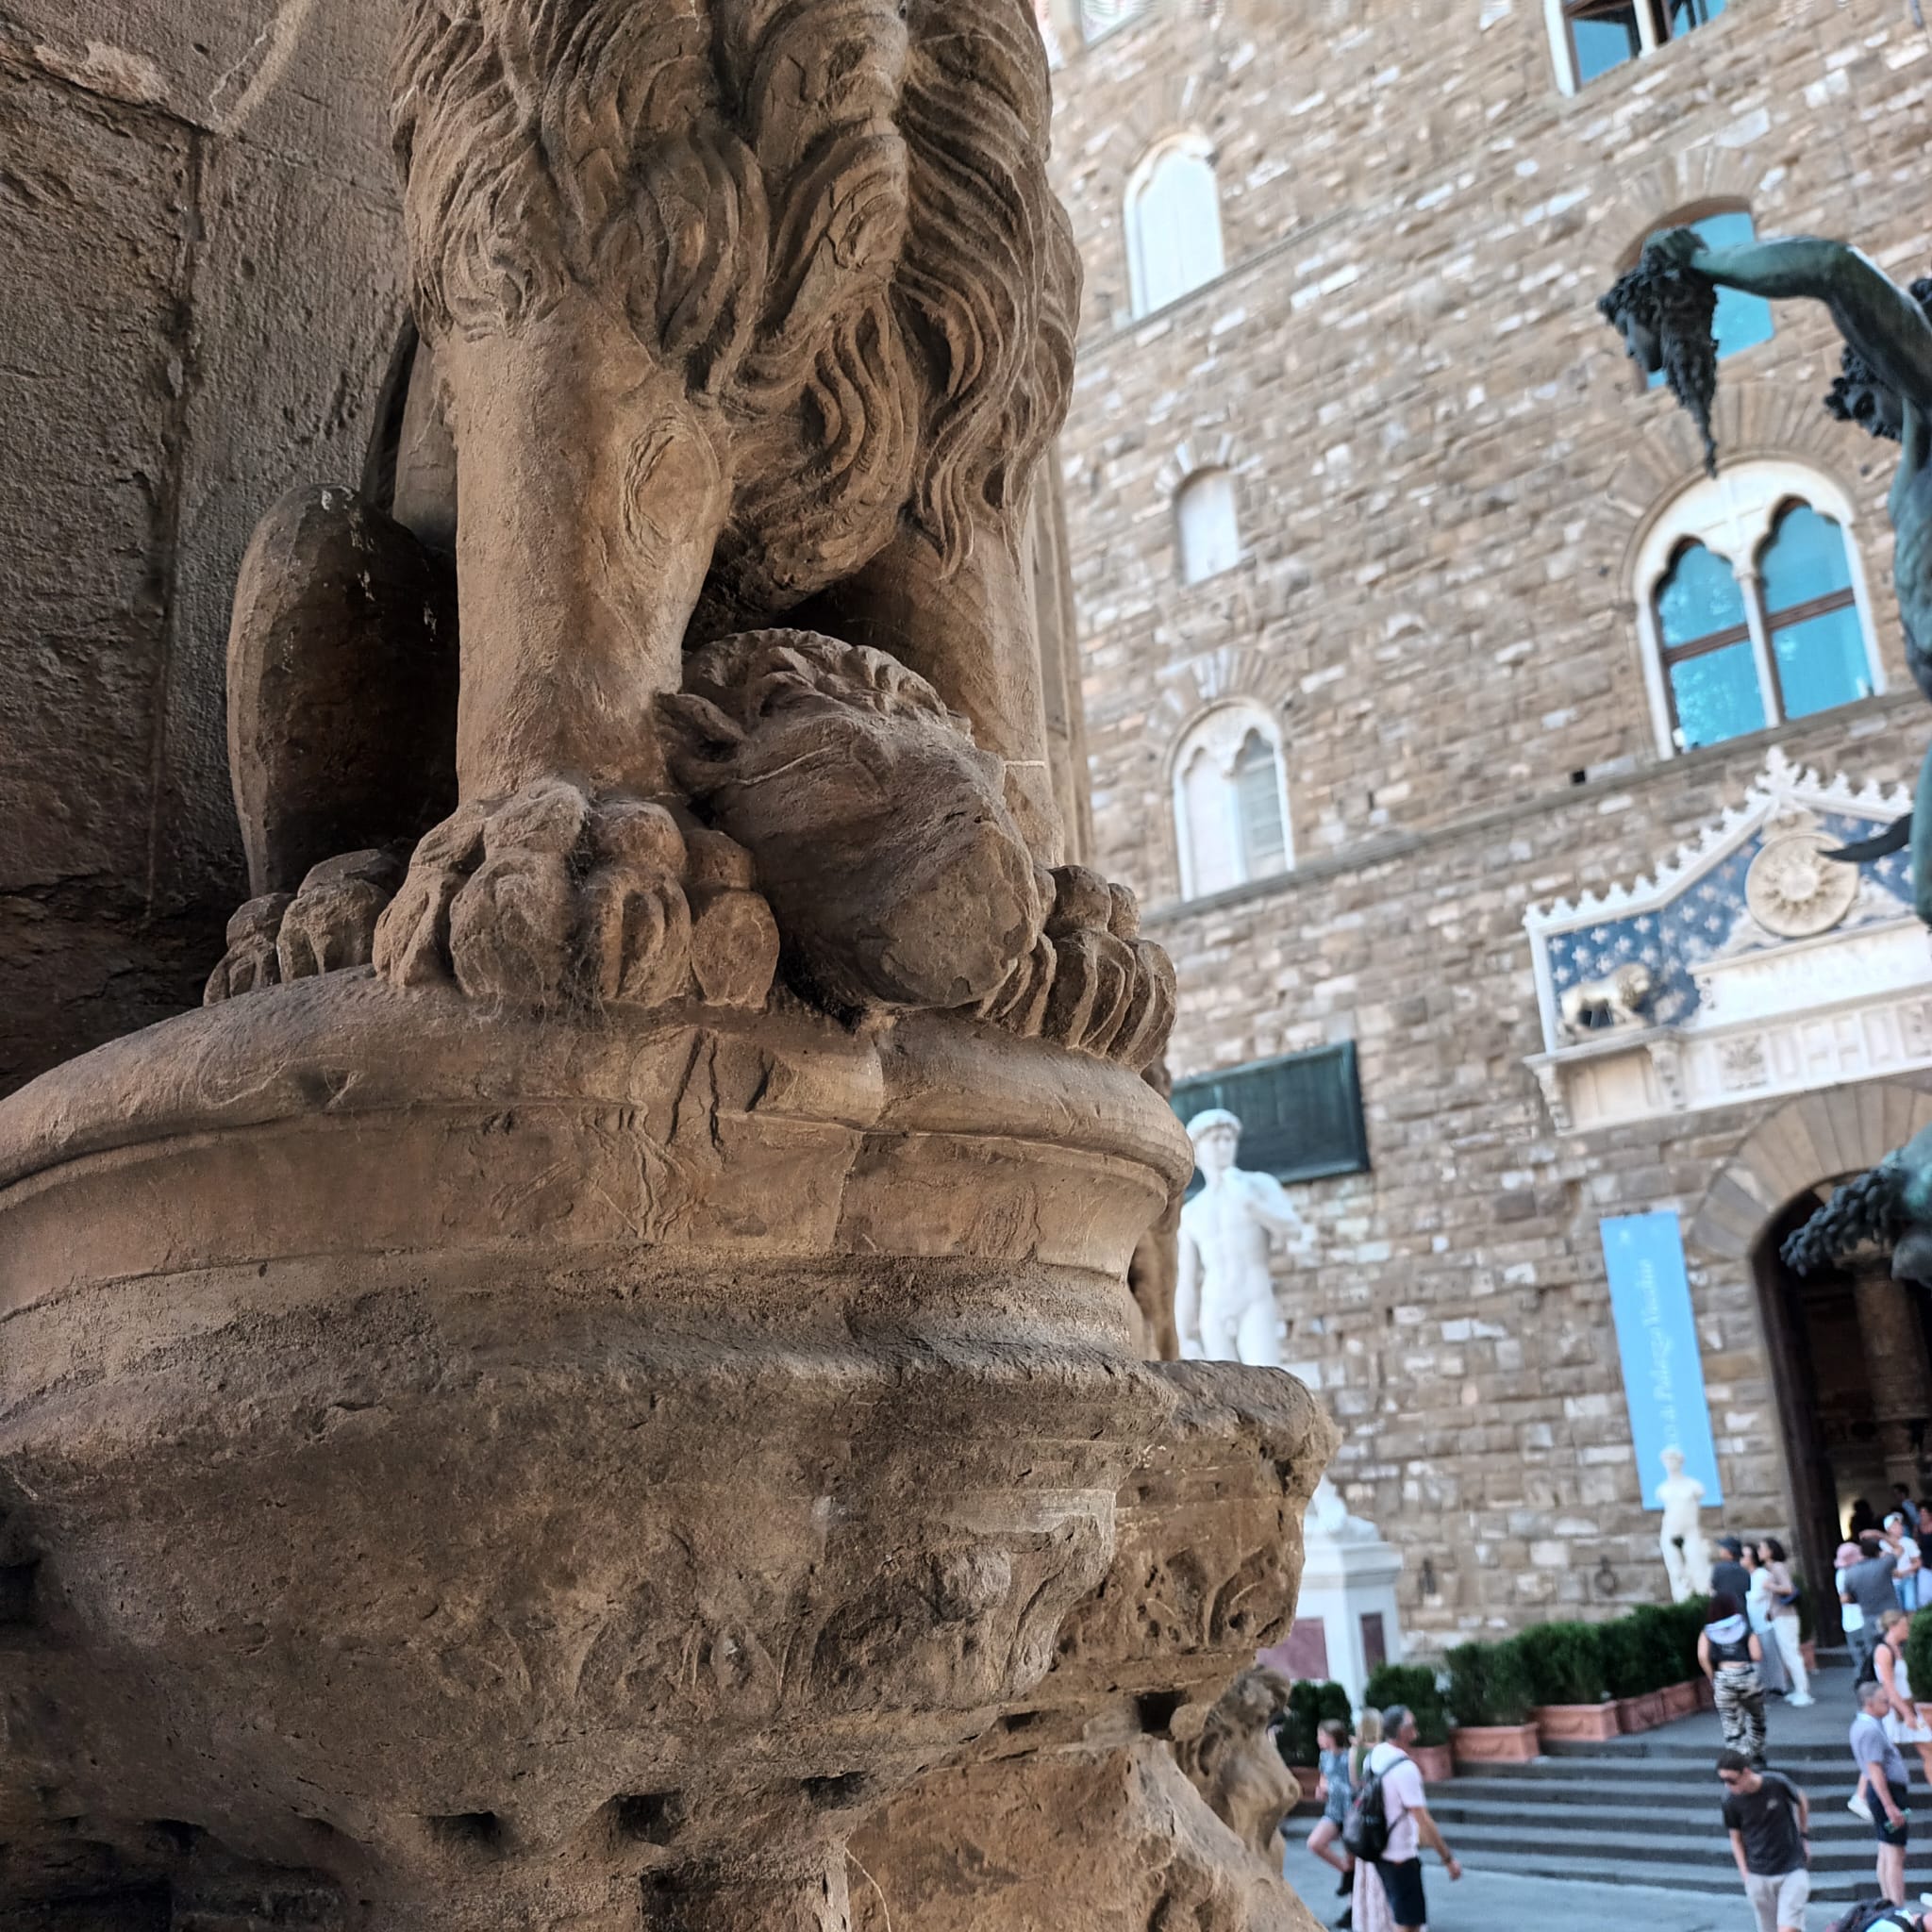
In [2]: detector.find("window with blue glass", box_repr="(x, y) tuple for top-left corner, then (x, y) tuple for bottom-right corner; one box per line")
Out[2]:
(1564, 0), (1644, 83)
(1643, 471), (1881, 757)
(1655, 540), (1764, 751)
(1645, 211), (1774, 387)
(1556, 0), (1725, 89)
(1757, 503), (1873, 720)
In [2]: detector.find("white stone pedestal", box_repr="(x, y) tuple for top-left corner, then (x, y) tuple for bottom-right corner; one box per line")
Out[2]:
(1297, 1533), (1404, 1710)
(1287, 1482), (1405, 1709)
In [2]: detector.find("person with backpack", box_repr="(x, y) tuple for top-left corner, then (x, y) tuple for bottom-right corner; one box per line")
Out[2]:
(1717, 1747), (1810, 1932)
(1830, 1903), (1928, 1932)
(1851, 1676), (1913, 1907)
(1342, 1704), (1460, 1932)
(1701, 1589), (1768, 1766)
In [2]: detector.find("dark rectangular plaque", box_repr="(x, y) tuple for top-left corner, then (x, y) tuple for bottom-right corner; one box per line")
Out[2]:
(1359, 1611), (1387, 1673)
(1171, 1042), (1369, 1188)
(1277, 1618), (1330, 1683)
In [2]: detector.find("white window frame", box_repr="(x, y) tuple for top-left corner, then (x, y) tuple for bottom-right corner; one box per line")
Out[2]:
(1174, 467), (1243, 586)
(1633, 458), (1886, 758)
(1171, 703), (1293, 901)
(1545, 0), (1724, 95)
(1124, 131), (1225, 320)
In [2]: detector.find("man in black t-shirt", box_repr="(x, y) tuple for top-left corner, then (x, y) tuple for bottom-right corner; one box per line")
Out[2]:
(1717, 1749), (1809, 1932)
(1710, 1535), (1751, 1606)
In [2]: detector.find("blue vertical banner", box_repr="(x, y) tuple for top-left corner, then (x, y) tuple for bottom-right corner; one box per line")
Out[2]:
(1600, 1211), (1724, 1508)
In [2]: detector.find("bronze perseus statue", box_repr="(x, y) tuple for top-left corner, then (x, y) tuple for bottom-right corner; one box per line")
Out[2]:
(1602, 228), (1932, 922)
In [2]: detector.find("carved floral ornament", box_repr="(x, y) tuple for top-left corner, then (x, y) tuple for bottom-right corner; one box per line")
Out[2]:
(1523, 751), (1930, 1132)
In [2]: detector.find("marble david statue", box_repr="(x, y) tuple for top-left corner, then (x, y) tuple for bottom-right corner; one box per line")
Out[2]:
(1656, 1445), (1713, 1603)
(1175, 1108), (1306, 1368)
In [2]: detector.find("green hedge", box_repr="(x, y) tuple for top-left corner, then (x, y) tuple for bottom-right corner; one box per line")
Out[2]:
(1907, 1608), (1932, 1706)
(1444, 1637), (1536, 1726)
(1516, 1621), (1607, 1706)
(1276, 1678), (1354, 1765)
(1364, 1661), (1449, 1748)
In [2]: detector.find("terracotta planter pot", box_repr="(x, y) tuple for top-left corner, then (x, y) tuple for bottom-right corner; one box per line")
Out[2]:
(1451, 1723), (1541, 1766)
(1286, 1766), (1321, 1810)
(1533, 1701), (1621, 1743)
(1409, 1742), (1455, 1783)
(1615, 1690), (1667, 1734)
(1659, 1679), (1700, 1721)
(1697, 1675), (1716, 1711)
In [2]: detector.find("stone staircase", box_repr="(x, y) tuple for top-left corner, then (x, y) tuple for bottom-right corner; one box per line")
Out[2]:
(1427, 1662), (1922, 1906)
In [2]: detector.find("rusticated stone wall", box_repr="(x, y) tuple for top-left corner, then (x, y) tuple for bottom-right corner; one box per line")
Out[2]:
(1047, 0), (1932, 1638)
(0, 3), (408, 1095)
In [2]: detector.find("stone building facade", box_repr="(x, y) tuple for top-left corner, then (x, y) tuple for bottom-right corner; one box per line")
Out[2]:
(1041, 0), (1932, 1639)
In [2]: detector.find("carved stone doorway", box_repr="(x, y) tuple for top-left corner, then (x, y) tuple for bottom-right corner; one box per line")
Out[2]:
(1692, 1084), (1932, 1647)
(1754, 1190), (1932, 1642)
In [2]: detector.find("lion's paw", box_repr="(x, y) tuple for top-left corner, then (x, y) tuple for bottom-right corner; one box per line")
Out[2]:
(204, 893), (294, 1005)
(277, 849), (404, 980)
(977, 865), (1175, 1070)
(372, 778), (778, 1012)
(204, 848), (406, 1006)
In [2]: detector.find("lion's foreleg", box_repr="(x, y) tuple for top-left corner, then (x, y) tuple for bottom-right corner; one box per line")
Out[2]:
(439, 293), (732, 805)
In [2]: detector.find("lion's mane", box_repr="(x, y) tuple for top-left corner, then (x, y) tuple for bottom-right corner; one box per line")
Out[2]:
(391, 0), (1078, 612)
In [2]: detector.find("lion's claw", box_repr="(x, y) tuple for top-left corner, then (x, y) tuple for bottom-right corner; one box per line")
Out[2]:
(977, 865), (1175, 1069)
(373, 779), (778, 1013)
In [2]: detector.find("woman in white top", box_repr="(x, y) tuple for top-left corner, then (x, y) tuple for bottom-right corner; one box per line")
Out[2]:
(1755, 1538), (1812, 1707)
(1743, 1547), (1790, 1698)
(1874, 1607), (1932, 1788)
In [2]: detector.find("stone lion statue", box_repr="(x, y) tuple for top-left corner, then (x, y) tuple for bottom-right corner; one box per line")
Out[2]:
(202, 0), (1172, 1067)
(1558, 961), (1653, 1040)
(1174, 1666), (1302, 1863)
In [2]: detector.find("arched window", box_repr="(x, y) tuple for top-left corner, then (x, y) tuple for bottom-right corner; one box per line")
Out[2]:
(1233, 731), (1288, 879)
(1759, 503), (1871, 720)
(1175, 469), (1241, 585)
(1641, 210), (1773, 382)
(1654, 540), (1762, 750)
(1634, 460), (1884, 756)
(1547, 0), (1725, 92)
(1173, 707), (1291, 900)
(1125, 136), (1225, 319)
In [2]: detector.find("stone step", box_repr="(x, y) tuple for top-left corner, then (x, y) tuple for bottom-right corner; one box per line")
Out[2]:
(1451, 1843), (1881, 1902)
(1428, 1790), (1906, 1840)
(1527, 1738), (1861, 1765)
(1436, 1766), (1914, 1805)
(1436, 1815), (1891, 1878)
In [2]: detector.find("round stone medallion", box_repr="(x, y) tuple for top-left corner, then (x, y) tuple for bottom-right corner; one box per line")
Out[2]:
(1745, 830), (1858, 938)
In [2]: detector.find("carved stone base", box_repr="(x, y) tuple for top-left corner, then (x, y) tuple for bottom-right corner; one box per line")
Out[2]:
(847, 1361), (1335, 1932)
(0, 978), (1188, 1929)
(849, 1742), (1321, 1932)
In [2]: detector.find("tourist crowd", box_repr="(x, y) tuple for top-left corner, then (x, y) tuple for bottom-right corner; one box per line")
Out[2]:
(1698, 1485), (1932, 1932)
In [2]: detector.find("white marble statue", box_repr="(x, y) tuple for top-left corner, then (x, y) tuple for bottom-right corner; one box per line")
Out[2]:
(1175, 1108), (1304, 1367)
(1307, 1474), (1378, 1544)
(1656, 1444), (1713, 1603)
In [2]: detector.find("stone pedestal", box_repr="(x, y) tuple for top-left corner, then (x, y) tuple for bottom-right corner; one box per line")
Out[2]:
(847, 1363), (1336, 1932)
(1282, 1497), (1405, 1710)
(0, 976), (1188, 1929)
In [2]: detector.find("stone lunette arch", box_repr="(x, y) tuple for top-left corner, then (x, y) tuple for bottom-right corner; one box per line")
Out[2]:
(1688, 1078), (1932, 1260)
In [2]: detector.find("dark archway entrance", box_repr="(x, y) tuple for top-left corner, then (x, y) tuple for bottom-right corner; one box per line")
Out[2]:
(1756, 1189), (1932, 1641)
